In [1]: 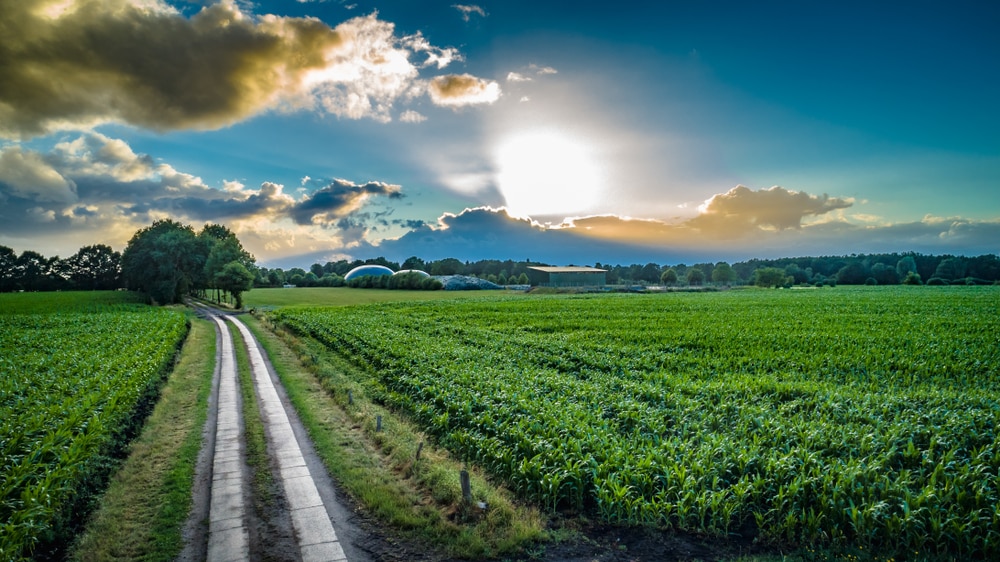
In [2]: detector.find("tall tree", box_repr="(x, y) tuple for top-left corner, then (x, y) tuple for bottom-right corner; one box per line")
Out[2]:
(0, 246), (16, 292)
(711, 261), (737, 284)
(754, 267), (789, 288)
(15, 251), (54, 292)
(836, 262), (869, 285)
(686, 268), (705, 285)
(121, 219), (202, 304)
(871, 263), (899, 285)
(896, 255), (918, 278)
(932, 257), (965, 281)
(64, 244), (121, 290)
(215, 262), (255, 309)
(660, 268), (678, 285)
(401, 255), (426, 271)
(200, 224), (255, 303)
(640, 262), (663, 283)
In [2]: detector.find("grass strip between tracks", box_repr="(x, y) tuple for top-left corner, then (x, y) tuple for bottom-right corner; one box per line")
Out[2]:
(243, 313), (546, 559)
(71, 314), (214, 562)
(231, 325), (279, 514)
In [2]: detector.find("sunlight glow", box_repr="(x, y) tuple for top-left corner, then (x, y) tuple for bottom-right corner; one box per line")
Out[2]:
(495, 129), (604, 217)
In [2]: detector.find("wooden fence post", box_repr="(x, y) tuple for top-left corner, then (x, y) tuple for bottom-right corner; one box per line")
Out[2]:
(460, 469), (472, 503)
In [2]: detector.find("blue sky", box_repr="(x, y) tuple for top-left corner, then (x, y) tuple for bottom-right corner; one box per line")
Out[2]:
(1, 0), (997, 267)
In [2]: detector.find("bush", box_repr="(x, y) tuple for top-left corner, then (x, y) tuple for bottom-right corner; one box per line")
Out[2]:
(926, 277), (949, 286)
(347, 273), (441, 290)
(864, 277), (878, 286)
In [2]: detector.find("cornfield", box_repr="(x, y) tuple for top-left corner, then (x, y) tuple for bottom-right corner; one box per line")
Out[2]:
(0, 292), (187, 560)
(272, 286), (1000, 558)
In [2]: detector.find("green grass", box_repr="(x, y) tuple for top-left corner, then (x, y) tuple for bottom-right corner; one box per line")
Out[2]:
(243, 313), (546, 558)
(231, 323), (278, 513)
(70, 315), (214, 561)
(243, 286), (520, 308)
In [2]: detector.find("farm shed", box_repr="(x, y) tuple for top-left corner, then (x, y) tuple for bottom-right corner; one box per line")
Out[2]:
(527, 266), (607, 287)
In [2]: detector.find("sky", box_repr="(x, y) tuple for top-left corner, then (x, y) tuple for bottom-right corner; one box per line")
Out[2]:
(1, 0), (998, 269)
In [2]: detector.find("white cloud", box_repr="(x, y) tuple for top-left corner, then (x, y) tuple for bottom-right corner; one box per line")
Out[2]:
(401, 32), (463, 69)
(399, 110), (428, 123)
(506, 72), (531, 82)
(529, 64), (558, 75)
(452, 4), (486, 22)
(428, 74), (502, 107)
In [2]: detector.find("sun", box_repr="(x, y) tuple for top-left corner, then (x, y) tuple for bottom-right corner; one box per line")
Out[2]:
(494, 129), (604, 217)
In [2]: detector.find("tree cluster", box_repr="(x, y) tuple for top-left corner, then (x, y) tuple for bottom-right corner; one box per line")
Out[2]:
(120, 220), (256, 307)
(0, 244), (122, 292)
(735, 253), (1000, 287)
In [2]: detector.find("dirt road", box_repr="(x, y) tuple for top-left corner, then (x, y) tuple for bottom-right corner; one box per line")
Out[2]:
(182, 306), (372, 562)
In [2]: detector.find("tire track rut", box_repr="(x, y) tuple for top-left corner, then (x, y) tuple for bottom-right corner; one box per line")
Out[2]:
(191, 306), (368, 562)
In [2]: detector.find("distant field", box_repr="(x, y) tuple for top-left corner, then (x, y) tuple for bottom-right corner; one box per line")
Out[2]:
(0, 291), (187, 560)
(0, 290), (147, 314)
(243, 286), (520, 308)
(271, 286), (1000, 559)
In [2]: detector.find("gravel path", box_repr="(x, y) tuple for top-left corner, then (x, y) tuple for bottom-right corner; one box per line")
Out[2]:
(187, 306), (370, 562)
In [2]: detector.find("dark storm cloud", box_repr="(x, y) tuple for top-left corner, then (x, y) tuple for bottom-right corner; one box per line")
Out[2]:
(0, 0), (347, 138)
(393, 218), (427, 229)
(365, 204), (1000, 267)
(373, 207), (687, 265)
(123, 181), (294, 221)
(289, 179), (402, 226)
(0, 0), (491, 138)
(0, 135), (407, 252)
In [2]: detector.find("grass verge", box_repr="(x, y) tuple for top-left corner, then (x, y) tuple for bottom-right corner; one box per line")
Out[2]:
(243, 313), (546, 559)
(70, 315), (214, 562)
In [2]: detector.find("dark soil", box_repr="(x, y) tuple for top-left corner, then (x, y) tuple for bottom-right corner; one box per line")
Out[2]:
(335, 510), (769, 562)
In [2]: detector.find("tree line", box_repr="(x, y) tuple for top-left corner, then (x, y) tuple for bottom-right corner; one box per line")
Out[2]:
(3, 232), (998, 297)
(257, 252), (1000, 289)
(1, 219), (256, 307)
(254, 256), (532, 288)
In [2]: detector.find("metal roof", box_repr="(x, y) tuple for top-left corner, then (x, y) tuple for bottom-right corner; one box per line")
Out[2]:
(528, 266), (607, 273)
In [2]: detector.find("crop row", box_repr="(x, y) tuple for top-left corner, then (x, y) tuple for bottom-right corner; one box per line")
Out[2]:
(273, 287), (1000, 558)
(0, 295), (187, 560)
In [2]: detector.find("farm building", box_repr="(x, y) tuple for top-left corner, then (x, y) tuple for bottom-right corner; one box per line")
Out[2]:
(527, 266), (607, 287)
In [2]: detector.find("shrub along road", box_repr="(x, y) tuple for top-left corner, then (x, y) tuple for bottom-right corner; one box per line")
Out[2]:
(189, 304), (368, 561)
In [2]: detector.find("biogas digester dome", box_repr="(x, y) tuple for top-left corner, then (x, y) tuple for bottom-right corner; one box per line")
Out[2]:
(393, 269), (431, 278)
(344, 265), (395, 281)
